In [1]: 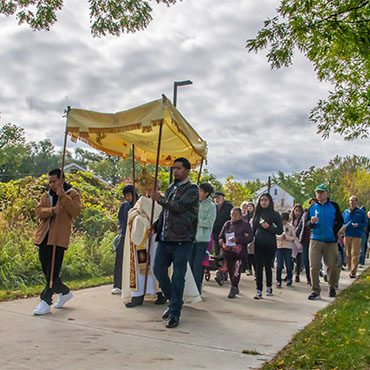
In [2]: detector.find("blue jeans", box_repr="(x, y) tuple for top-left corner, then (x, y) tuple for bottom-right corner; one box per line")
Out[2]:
(189, 242), (207, 294)
(276, 248), (292, 283)
(338, 242), (345, 265)
(154, 241), (191, 318)
(359, 234), (367, 265)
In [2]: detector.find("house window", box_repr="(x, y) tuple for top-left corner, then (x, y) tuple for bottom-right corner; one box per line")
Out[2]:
(274, 189), (278, 196)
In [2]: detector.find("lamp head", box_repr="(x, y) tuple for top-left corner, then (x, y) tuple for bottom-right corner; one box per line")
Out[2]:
(174, 80), (193, 87)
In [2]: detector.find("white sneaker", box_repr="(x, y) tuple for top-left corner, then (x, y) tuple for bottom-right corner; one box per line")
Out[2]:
(111, 287), (122, 295)
(254, 290), (262, 300)
(32, 300), (51, 315)
(54, 292), (73, 308)
(266, 287), (273, 296)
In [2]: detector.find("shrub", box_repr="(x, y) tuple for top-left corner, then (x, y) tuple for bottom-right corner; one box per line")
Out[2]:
(0, 171), (120, 290)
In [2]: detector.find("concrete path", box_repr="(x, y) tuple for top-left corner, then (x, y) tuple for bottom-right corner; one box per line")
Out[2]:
(0, 262), (367, 370)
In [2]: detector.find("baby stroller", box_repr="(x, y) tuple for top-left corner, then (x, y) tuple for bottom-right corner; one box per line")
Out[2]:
(202, 237), (228, 286)
(204, 255), (228, 285)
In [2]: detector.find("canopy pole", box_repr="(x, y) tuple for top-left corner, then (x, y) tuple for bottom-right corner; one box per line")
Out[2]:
(50, 106), (71, 289)
(132, 144), (137, 204)
(143, 121), (163, 299)
(197, 159), (204, 185)
(60, 106), (71, 173)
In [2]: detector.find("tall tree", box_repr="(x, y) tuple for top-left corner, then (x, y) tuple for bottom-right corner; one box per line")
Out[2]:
(223, 175), (254, 206)
(0, 0), (179, 37)
(0, 123), (30, 181)
(74, 147), (104, 166)
(343, 169), (370, 211)
(198, 168), (223, 193)
(28, 139), (60, 175)
(0, 123), (26, 148)
(273, 155), (370, 210)
(246, 0), (370, 140)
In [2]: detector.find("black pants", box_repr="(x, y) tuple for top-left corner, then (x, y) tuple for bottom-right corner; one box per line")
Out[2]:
(294, 252), (302, 276)
(225, 255), (243, 288)
(240, 255), (248, 273)
(113, 240), (124, 289)
(301, 240), (311, 283)
(246, 253), (256, 272)
(212, 234), (221, 256)
(39, 240), (69, 305)
(255, 243), (276, 291)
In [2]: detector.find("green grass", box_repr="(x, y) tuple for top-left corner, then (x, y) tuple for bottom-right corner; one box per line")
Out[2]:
(263, 267), (370, 370)
(0, 275), (112, 302)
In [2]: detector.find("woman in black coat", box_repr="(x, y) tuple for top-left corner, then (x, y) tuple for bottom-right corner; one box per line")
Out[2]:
(253, 193), (283, 299)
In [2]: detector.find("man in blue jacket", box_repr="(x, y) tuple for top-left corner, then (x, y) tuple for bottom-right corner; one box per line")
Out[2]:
(341, 196), (368, 278)
(307, 184), (343, 300)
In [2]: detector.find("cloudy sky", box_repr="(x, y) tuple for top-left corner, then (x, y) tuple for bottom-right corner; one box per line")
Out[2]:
(0, 0), (369, 181)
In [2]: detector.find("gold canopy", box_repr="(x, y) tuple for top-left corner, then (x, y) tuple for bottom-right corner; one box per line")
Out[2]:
(66, 95), (207, 166)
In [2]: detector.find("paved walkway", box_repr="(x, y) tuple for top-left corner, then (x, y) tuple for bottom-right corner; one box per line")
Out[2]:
(0, 262), (368, 370)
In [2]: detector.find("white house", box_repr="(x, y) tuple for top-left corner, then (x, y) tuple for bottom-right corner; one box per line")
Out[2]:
(64, 163), (110, 185)
(255, 184), (295, 212)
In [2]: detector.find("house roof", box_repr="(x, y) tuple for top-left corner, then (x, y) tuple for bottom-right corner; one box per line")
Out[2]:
(64, 163), (87, 172)
(255, 184), (294, 198)
(64, 162), (109, 185)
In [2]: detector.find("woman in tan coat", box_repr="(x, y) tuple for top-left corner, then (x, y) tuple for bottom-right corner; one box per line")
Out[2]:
(33, 168), (81, 315)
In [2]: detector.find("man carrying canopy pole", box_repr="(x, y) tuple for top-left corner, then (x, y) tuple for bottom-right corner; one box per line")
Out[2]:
(32, 168), (81, 315)
(151, 157), (200, 329)
(32, 107), (82, 316)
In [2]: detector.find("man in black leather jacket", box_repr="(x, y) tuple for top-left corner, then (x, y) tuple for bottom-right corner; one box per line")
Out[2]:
(152, 157), (199, 328)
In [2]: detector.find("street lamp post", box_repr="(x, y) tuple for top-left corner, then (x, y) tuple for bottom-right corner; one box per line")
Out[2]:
(169, 80), (193, 183)
(173, 80), (193, 107)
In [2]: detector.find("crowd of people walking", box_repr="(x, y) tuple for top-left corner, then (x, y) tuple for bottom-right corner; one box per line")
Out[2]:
(31, 160), (370, 331)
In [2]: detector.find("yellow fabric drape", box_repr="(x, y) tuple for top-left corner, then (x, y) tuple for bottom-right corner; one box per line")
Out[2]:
(66, 95), (207, 166)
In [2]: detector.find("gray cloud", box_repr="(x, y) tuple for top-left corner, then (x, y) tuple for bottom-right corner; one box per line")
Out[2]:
(0, 0), (369, 181)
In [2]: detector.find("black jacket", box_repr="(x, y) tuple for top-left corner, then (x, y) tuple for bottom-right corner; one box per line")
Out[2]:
(253, 210), (283, 248)
(154, 180), (199, 242)
(219, 219), (254, 256)
(212, 201), (233, 237)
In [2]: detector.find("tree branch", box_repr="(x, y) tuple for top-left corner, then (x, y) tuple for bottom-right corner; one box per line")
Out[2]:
(315, 0), (369, 24)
